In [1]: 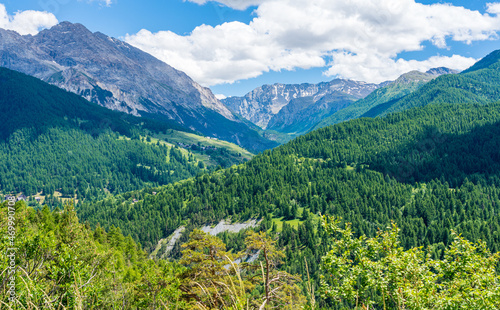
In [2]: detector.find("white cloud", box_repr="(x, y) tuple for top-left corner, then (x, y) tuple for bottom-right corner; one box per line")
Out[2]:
(325, 53), (477, 83)
(215, 94), (227, 100)
(0, 4), (58, 35)
(185, 0), (264, 10)
(487, 2), (500, 15)
(126, 0), (500, 86)
(126, 22), (324, 85)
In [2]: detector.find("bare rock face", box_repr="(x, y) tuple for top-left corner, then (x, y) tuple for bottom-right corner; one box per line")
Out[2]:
(223, 79), (383, 133)
(426, 67), (460, 76)
(0, 22), (275, 151)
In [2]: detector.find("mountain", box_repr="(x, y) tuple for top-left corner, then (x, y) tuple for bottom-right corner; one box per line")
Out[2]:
(0, 22), (276, 152)
(461, 49), (500, 74)
(315, 68), (458, 129)
(0, 66), (253, 201)
(79, 100), (500, 309)
(358, 51), (500, 118)
(7, 102), (500, 309)
(80, 100), (500, 249)
(222, 79), (382, 133)
(426, 67), (459, 76)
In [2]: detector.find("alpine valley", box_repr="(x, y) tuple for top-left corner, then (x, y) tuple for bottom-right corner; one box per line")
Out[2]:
(223, 68), (457, 142)
(222, 79), (383, 137)
(0, 22), (277, 153)
(3, 19), (500, 310)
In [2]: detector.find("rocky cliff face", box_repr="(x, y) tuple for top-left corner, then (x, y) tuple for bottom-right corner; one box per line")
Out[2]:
(0, 22), (276, 152)
(222, 79), (383, 132)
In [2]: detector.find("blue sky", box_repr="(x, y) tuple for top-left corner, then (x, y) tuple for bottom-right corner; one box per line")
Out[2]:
(1, 0), (500, 97)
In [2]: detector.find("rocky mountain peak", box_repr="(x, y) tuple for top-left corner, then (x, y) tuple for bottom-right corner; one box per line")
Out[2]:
(426, 67), (459, 76)
(0, 21), (275, 152)
(395, 71), (435, 85)
(395, 68), (458, 85)
(47, 21), (89, 33)
(223, 78), (382, 130)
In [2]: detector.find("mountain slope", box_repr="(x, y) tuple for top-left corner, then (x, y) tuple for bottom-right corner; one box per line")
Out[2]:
(222, 79), (382, 132)
(0, 66), (189, 140)
(80, 101), (500, 253)
(77, 98), (500, 308)
(0, 67), (208, 200)
(360, 51), (500, 117)
(265, 92), (354, 135)
(0, 22), (276, 152)
(315, 68), (457, 129)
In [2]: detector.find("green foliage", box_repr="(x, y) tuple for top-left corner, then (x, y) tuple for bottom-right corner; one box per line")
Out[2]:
(320, 215), (500, 309)
(0, 200), (188, 309)
(245, 231), (306, 309)
(288, 102), (500, 186)
(179, 229), (240, 308)
(0, 128), (201, 199)
(80, 101), (500, 308)
(178, 229), (306, 309)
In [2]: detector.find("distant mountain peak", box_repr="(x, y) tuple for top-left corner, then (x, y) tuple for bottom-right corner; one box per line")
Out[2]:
(426, 67), (459, 76)
(0, 21), (276, 152)
(223, 78), (383, 133)
(392, 71), (433, 86)
(392, 68), (458, 86)
(53, 21), (86, 29)
(42, 21), (92, 36)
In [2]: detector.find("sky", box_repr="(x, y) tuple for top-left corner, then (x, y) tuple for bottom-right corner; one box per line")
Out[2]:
(1, 0), (500, 98)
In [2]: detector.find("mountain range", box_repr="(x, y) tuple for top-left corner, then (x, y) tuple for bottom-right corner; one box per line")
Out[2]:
(0, 21), (276, 152)
(3, 14), (500, 307)
(315, 68), (458, 129)
(355, 56), (500, 120)
(77, 48), (500, 250)
(223, 68), (457, 139)
(77, 49), (500, 308)
(222, 79), (383, 135)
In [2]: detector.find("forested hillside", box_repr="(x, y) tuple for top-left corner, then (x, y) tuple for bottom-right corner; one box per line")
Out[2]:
(4, 48), (500, 309)
(0, 22), (278, 153)
(4, 198), (500, 309)
(78, 101), (500, 308)
(81, 101), (500, 247)
(315, 70), (446, 129)
(361, 49), (500, 117)
(1, 200), (309, 309)
(0, 67), (247, 202)
(315, 50), (500, 130)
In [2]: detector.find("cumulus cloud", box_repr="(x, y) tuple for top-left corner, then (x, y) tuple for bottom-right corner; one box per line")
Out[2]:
(487, 2), (500, 15)
(325, 53), (477, 83)
(126, 22), (324, 85)
(126, 0), (500, 86)
(0, 4), (58, 35)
